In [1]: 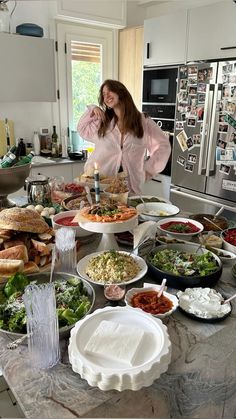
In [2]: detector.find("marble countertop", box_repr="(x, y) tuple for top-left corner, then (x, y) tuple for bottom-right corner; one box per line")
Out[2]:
(0, 238), (236, 418)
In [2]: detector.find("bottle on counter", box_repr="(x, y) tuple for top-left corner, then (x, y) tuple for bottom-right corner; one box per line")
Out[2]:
(14, 151), (35, 166)
(2, 145), (17, 160)
(61, 128), (68, 158)
(0, 153), (16, 168)
(33, 131), (41, 156)
(51, 125), (59, 158)
(4, 118), (11, 152)
(16, 138), (26, 158)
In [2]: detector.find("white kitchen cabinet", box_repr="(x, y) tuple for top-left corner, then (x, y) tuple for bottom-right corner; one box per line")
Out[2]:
(9, 161), (85, 198)
(31, 164), (73, 183)
(119, 26), (143, 110)
(187, 1), (236, 62)
(57, 0), (126, 27)
(0, 33), (56, 102)
(143, 11), (188, 66)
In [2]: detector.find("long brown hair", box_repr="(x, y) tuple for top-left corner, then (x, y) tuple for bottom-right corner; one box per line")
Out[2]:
(97, 79), (144, 138)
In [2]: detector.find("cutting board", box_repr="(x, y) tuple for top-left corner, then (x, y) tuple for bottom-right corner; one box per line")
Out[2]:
(0, 120), (15, 157)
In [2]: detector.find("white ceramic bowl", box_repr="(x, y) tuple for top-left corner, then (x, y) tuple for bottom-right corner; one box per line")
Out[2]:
(209, 246), (236, 266)
(52, 210), (92, 237)
(156, 217), (204, 240)
(125, 286), (178, 319)
(136, 202), (180, 222)
(221, 228), (236, 255)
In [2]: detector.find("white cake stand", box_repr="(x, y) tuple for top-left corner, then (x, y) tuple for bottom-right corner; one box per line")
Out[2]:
(79, 215), (138, 251)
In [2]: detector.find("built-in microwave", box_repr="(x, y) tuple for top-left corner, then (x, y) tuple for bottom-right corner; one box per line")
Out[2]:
(142, 66), (178, 104)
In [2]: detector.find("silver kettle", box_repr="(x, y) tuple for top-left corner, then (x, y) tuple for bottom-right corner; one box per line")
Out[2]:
(26, 175), (51, 206)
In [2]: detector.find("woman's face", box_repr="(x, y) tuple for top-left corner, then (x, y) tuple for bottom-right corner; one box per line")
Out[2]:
(102, 85), (119, 108)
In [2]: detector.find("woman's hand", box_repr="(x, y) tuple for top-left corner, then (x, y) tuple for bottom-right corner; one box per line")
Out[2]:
(90, 106), (105, 121)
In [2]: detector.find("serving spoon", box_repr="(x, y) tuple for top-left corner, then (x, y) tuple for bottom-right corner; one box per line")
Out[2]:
(222, 292), (236, 305)
(203, 216), (224, 232)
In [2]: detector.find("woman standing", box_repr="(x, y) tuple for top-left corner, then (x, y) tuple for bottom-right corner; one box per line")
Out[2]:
(77, 79), (171, 195)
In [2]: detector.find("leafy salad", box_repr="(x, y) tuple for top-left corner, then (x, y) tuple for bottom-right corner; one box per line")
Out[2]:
(148, 249), (219, 277)
(0, 273), (92, 334)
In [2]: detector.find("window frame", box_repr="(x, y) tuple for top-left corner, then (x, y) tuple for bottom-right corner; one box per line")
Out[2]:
(55, 21), (118, 138)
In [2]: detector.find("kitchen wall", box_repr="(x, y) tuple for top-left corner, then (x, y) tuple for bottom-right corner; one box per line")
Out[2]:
(0, 0), (225, 143)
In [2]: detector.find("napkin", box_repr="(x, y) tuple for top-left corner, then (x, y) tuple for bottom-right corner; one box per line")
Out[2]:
(132, 221), (157, 254)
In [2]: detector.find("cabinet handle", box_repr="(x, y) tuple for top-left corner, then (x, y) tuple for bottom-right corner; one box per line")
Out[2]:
(147, 42), (150, 59)
(220, 46), (236, 50)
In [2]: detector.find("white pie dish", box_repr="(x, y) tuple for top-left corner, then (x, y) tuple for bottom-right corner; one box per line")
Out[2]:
(125, 286), (178, 318)
(68, 306), (171, 391)
(136, 202), (179, 222)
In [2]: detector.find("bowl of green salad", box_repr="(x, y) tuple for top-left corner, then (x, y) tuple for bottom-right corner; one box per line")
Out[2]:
(0, 272), (95, 342)
(147, 243), (222, 290)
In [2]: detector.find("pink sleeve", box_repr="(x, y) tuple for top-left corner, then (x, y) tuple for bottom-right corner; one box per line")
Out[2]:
(144, 117), (171, 180)
(77, 105), (101, 143)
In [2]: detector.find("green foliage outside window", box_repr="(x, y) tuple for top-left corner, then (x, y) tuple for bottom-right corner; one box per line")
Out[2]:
(72, 60), (101, 130)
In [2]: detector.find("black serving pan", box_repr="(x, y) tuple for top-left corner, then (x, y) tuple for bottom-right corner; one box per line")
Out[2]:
(178, 304), (232, 323)
(146, 243), (222, 290)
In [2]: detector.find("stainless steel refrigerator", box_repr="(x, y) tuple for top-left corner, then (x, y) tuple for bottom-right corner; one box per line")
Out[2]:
(170, 60), (236, 216)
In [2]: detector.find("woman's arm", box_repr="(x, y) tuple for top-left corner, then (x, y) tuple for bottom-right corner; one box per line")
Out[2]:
(77, 105), (105, 143)
(143, 117), (171, 180)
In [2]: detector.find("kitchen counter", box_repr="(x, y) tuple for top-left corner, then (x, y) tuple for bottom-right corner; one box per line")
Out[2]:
(31, 157), (86, 168)
(0, 236), (236, 418)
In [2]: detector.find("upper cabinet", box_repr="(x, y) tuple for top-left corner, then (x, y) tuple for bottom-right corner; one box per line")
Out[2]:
(143, 10), (188, 67)
(119, 26), (143, 110)
(0, 33), (56, 102)
(187, 1), (236, 62)
(57, 0), (127, 28)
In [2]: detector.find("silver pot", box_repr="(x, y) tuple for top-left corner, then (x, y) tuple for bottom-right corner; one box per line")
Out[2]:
(26, 175), (51, 205)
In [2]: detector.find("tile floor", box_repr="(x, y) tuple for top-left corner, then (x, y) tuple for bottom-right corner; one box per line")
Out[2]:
(0, 376), (24, 418)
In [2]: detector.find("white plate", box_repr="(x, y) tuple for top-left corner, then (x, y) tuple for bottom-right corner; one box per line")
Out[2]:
(77, 250), (148, 286)
(136, 202), (180, 222)
(68, 306), (171, 391)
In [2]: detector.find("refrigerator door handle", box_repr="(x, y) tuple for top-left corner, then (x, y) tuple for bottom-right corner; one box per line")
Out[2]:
(206, 83), (220, 177)
(198, 84), (213, 175)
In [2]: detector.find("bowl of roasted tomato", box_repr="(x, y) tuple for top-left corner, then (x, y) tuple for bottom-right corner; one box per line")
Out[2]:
(125, 286), (178, 318)
(52, 210), (92, 237)
(221, 228), (236, 254)
(156, 217), (204, 240)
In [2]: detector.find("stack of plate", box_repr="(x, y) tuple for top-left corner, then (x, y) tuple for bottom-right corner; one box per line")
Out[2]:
(68, 306), (171, 391)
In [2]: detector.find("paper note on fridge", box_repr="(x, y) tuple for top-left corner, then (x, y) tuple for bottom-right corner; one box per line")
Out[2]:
(216, 147), (236, 166)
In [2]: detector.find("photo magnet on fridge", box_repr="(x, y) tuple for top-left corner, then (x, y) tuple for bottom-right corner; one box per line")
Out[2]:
(177, 155), (186, 166)
(185, 162), (194, 173)
(187, 153), (197, 164)
(219, 164), (231, 175)
(176, 130), (188, 152)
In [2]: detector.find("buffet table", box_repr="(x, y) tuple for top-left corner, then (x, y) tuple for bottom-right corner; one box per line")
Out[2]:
(0, 235), (236, 418)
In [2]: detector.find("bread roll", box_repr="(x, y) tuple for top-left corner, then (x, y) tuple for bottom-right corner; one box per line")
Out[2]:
(0, 245), (29, 263)
(0, 207), (49, 234)
(0, 259), (24, 275)
(23, 261), (40, 274)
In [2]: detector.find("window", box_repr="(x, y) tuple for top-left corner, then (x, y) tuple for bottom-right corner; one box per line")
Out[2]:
(70, 40), (102, 129)
(56, 22), (117, 150)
